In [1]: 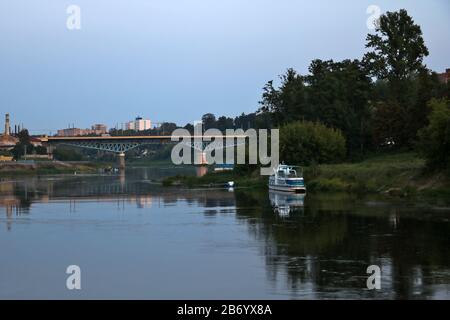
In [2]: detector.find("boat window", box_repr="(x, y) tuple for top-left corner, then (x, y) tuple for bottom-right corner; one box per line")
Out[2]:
(287, 170), (297, 178)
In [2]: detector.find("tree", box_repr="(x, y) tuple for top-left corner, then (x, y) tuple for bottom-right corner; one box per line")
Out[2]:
(201, 113), (216, 130)
(364, 9), (429, 148)
(259, 60), (372, 156)
(183, 123), (194, 134)
(258, 68), (306, 126)
(306, 59), (372, 155)
(53, 147), (83, 161)
(11, 129), (34, 159)
(159, 122), (178, 135)
(234, 112), (257, 130)
(364, 9), (429, 85)
(279, 121), (346, 165)
(407, 69), (449, 142)
(216, 116), (234, 132)
(372, 101), (407, 147)
(418, 99), (450, 171)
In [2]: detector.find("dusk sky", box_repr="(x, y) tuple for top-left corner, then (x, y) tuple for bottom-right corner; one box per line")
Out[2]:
(1, 0), (449, 134)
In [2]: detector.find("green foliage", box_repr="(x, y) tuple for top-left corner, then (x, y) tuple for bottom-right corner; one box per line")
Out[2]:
(279, 121), (346, 165)
(372, 100), (406, 147)
(202, 113), (217, 130)
(363, 9), (429, 83)
(305, 152), (427, 194)
(0, 150), (13, 156)
(35, 146), (48, 155)
(364, 9), (432, 148)
(53, 147), (83, 161)
(148, 144), (173, 161)
(259, 68), (307, 125)
(418, 99), (450, 170)
(259, 60), (372, 156)
(11, 130), (34, 159)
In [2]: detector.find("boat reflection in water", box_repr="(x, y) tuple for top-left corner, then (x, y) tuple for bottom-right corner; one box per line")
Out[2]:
(269, 190), (305, 217)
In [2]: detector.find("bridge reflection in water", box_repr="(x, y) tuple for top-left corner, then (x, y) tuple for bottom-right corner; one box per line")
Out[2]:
(0, 169), (449, 299)
(0, 171), (232, 216)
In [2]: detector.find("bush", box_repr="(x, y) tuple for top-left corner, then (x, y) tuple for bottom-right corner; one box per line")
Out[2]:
(279, 121), (346, 165)
(418, 99), (450, 170)
(53, 147), (83, 161)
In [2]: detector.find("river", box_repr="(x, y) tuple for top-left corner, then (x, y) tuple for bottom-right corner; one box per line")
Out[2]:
(0, 167), (449, 299)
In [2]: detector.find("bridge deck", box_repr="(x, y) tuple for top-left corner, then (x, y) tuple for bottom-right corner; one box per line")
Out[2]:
(41, 135), (246, 142)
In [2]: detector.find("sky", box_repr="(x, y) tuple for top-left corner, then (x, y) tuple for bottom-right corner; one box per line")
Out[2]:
(0, 0), (449, 134)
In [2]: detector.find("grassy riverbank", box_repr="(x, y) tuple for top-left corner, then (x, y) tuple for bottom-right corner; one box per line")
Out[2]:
(305, 153), (450, 197)
(0, 161), (107, 176)
(162, 169), (265, 188)
(162, 152), (450, 197)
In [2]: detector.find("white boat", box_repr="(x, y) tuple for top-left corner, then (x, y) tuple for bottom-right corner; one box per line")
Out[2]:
(268, 164), (306, 193)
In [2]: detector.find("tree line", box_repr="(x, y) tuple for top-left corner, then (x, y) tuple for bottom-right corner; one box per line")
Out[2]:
(18, 10), (446, 170)
(193, 9), (450, 170)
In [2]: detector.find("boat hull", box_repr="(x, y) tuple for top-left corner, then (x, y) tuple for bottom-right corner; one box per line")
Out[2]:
(268, 184), (306, 193)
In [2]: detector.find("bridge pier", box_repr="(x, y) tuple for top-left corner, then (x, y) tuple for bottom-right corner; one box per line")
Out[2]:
(194, 151), (208, 165)
(46, 145), (55, 159)
(118, 152), (126, 169)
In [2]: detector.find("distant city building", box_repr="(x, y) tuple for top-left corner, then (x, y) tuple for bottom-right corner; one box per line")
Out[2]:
(29, 136), (43, 147)
(57, 128), (83, 137)
(0, 114), (18, 150)
(91, 124), (108, 135)
(57, 124), (108, 137)
(125, 117), (151, 131)
(437, 68), (450, 84)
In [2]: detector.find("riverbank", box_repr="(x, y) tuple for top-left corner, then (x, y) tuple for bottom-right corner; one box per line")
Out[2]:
(0, 161), (107, 176)
(162, 169), (265, 188)
(306, 153), (450, 197)
(162, 153), (450, 198)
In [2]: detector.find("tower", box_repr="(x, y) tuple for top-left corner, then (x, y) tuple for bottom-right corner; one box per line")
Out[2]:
(4, 114), (10, 136)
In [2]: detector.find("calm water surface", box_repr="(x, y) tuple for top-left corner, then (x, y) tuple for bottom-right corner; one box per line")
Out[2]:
(0, 167), (449, 299)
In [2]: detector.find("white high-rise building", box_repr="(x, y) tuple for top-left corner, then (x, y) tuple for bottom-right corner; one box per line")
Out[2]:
(126, 117), (151, 131)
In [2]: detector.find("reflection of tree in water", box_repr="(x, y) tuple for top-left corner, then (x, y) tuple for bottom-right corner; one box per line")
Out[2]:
(234, 190), (450, 299)
(12, 182), (33, 213)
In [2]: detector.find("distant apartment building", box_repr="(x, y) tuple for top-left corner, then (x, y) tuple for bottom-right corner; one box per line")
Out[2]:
(57, 128), (83, 137)
(91, 124), (108, 135)
(125, 117), (151, 131)
(57, 124), (108, 137)
(437, 68), (450, 84)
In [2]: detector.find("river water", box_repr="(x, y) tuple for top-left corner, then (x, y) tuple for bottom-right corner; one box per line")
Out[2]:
(0, 167), (449, 299)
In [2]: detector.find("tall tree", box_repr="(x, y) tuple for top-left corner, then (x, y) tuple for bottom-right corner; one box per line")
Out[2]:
(364, 9), (429, 85)
(306, 59), (372, 155)
(216, 116), (234, 132)
(258, 68), (306, 126)
(201, 113), (217, 130)
(418, 99), (450, 170)
(259, 60), (372, 155)
(363, 9), (429, 147)
(11, 129), (34, 159)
